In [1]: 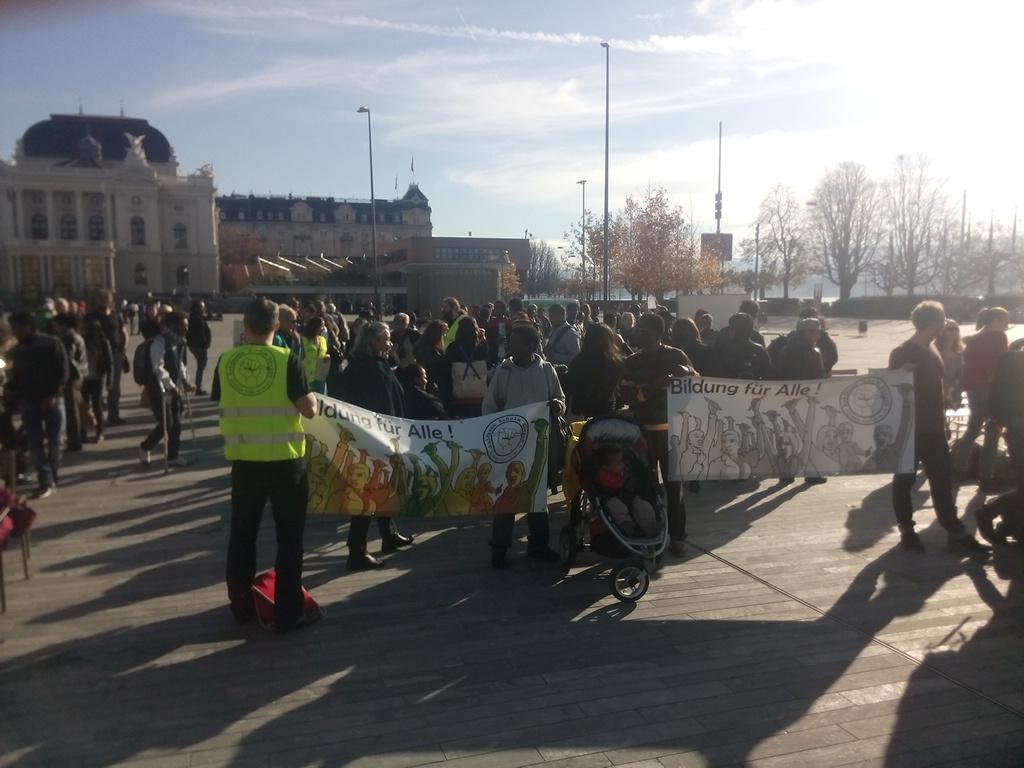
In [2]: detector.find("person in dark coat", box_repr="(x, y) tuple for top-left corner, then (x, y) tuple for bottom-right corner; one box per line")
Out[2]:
(670, 317), (720, 377)
(718, 313), (770, 380)
(413, 320), (447, 395)
(776, 318), (826, 380)
(339, 321), (413, 569)
(8, 311), (70, 498)
(439, 316), (488, 419)
(563, 322), (622, 418)
(774, 317), (827, 485)
(186, 299), (213, 395)
(396, 364), (449, 420)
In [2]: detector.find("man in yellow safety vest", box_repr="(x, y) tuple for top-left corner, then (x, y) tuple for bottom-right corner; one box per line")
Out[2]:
(212, 298), (319, 631)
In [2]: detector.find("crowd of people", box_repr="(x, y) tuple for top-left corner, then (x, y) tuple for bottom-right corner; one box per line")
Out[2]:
(0, 291), (213, 498)
(2, 289), (1013, 631)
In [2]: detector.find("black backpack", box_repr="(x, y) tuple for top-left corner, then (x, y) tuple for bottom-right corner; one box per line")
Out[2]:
(132, 339), (154, 385)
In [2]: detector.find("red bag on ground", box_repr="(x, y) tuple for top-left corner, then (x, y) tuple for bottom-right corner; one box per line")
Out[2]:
(8, 504), (36, 537)
(251, 569), (321, 630)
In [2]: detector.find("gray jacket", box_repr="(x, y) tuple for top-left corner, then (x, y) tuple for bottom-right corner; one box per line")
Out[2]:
(544, 321), (581, 366)
(483, 355), (565, 415)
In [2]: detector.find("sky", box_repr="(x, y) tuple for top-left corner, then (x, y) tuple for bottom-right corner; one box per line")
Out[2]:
(1, 0), (1022, 273)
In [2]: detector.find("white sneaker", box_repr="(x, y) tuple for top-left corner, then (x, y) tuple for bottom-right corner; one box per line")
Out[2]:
(138, 446), (151, 466)
(168, 457), (191, 467)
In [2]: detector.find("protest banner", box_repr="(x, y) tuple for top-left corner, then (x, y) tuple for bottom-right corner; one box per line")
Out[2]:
(667, 372), (915, 481)
(304, 395), (551, 516)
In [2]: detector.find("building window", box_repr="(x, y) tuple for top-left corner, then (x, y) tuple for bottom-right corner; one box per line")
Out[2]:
(130, 195), (142, 208)
(30, 213), (48, 239)
(130, 216), (146, 246)
(134, 263), (148, 286)
(238, 212), (245, 221)
(53, 255), (73, 294)
(83, 256), (105, 290)
(257, 211), (264, 220)
(173, 223), (187, 249)
(60, 214), (77, 240)
(89, 214), (105, 241)
(19, 255), (43, 292)
(219, 210), (226, 221)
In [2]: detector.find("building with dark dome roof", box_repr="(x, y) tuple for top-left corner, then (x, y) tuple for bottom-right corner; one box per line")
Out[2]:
(0, 113), (218, 300)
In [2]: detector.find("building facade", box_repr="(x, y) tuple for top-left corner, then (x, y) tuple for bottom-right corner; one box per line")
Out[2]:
(392, 236), (529, 314)
(216, 184), (432, 262)
(0, 113), (218, 302)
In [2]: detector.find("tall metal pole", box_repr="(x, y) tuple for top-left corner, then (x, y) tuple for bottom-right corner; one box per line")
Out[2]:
(753, 222), (760, 300)
(577, 179), (587, 301)
(358, 106), (380, 317)
(715, 121), (722, 236)
(601, 41), (610, 303)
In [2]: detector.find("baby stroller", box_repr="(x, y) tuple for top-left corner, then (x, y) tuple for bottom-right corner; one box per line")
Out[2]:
(559, 415), (668, 602)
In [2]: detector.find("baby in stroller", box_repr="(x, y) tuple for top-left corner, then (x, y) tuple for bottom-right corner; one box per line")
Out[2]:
(560, 416), (667, 601)
(594, 443), (658, 538)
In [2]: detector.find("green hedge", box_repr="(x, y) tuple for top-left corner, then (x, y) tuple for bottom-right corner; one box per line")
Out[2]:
(828, 295), (1024, 322)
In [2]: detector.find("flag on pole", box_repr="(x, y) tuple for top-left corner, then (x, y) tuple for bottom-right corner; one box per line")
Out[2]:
(395, 175), (398, 193)
(410, 156), (414, 173)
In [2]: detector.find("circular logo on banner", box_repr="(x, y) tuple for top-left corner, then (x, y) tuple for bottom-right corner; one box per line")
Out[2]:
(839, 376), (892, 425)
(483, 414), (530, 464)
(226, 347), (277, 396)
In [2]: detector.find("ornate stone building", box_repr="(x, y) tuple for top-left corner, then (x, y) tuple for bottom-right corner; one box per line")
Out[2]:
(216, 184), (432, 261)
(0, 113), (218, 301)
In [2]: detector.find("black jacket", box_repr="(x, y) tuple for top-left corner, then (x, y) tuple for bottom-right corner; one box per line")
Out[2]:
(403, 385), (449, 420)
(185, 312), (212, 350)
(9, 332), (70, 400)
(340, 355), (404, 417)
(678, 339), (721, 377)
(769, 330), (838, 375)
(719, 340), (770, 380)
(776, 338), (825, 380)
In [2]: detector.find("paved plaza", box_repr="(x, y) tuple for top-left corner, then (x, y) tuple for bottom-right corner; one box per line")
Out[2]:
(1, 316), (1022, 767)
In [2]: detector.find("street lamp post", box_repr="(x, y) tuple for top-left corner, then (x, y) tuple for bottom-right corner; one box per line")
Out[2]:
(601, 40), (610, 303)
(577, 179), (587, 301)
(357, 106), (380, 317)
(753, 222), (760, 300)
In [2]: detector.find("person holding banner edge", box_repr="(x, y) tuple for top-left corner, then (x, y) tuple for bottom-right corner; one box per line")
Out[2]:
(484, 323), (565, 569)
(212, 298), (319, 631)
(339, 321), (415, 569)
(620, 313), (694, 557)
(888, 301), (990, 555)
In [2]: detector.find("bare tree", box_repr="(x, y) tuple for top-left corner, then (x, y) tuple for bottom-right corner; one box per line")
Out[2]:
(524, 240), (563, 296)
(756, 184), (810, 299)
(884, 155), (947, 295)
(735, 237), (782, 298)
(978, 217), (1018, 297)
(808, 162), (882, 301)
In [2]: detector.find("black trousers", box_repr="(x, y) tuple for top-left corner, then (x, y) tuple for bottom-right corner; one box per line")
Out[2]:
(81, 378), (104, 437)
(226, 459), (308, 627)
(491, 512), (550, 553)
(981, 426), (1024, 530)
(141, 385), (182, 460)
(648, 429), (686, 542)
(892, 434), (965, 535)
(347, 515), (399, 555)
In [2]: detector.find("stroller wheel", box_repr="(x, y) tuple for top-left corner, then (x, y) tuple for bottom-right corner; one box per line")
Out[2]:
(559, 525), (578, 567)
(609, 561), (649, 602)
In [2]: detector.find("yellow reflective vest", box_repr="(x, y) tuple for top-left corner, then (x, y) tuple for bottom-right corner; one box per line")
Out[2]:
(217, 344), (306, 462)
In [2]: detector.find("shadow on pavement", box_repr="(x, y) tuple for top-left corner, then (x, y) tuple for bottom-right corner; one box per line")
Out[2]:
(2, 481), (1021, 766)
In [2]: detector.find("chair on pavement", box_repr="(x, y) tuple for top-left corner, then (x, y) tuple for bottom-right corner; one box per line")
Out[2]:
(0, 449), (32, 612)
